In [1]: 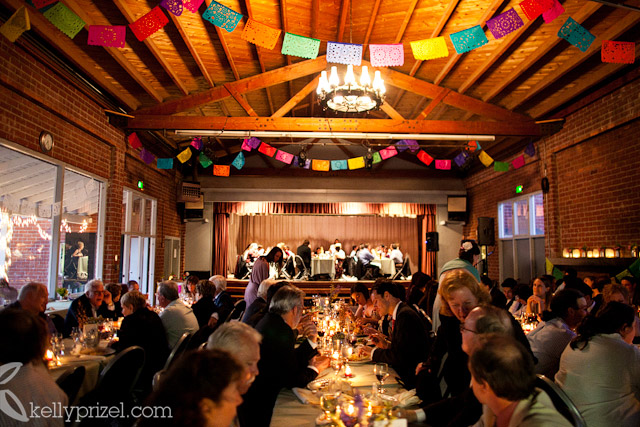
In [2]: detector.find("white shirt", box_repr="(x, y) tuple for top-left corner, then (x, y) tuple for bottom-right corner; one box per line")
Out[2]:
(527, 317), (575, 380)
(159, 299), (199, 348)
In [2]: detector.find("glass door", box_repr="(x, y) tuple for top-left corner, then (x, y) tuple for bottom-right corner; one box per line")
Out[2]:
(121, 189), (156, 295)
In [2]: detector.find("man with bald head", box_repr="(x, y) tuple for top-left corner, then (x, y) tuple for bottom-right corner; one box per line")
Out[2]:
(9, 282), (57, 335)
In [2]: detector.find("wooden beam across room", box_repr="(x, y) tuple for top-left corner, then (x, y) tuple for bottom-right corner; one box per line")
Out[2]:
(128, 116), (542, 136)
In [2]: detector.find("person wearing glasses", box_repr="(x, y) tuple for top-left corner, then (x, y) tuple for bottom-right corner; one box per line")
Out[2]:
(63, 279), (116, 335)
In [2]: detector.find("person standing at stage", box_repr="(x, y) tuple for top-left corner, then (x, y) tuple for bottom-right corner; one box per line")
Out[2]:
(296, 239), (312, 270)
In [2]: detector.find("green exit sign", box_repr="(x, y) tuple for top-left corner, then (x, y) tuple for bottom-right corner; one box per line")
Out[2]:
(137, 180), (144, 190)
(516, 185), (524, 193)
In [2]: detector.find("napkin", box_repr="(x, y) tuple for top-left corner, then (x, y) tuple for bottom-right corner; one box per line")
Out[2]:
(392, 389), (421, 407)
(292, 387), (320, 405)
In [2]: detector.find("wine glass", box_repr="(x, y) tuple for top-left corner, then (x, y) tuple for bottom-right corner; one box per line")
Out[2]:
(331, 353), (343, 378)
(320, 392), (339, 421)
(374, 363), (389, 393)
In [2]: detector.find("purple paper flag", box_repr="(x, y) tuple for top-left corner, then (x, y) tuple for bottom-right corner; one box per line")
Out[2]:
(450, 26), (488, 54)
(379, 146), (398, 160)
(486, 9), (523, 40)
(454, 151), (470, 168)
(327, 41), (363, 65)
(241, 139), (253, 151)
(524, 142), (536, 157)
(183, 0), (205, 13)
(543, 0), (564, 23)
(247, 137), (261, 149)
(161, 0), (183, 16)
(190, 136), (203, 151)
(140, 148), (155, 165)
(435, 159), (451, 170)
(275, 150), (294, 164)
(87, 25), (126, 48)
(512, 155), (525, 169)
(396, 139), (419, 153)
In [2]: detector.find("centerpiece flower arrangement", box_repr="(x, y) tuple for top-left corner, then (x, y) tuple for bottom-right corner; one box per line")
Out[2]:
(55, 287), (69, 300)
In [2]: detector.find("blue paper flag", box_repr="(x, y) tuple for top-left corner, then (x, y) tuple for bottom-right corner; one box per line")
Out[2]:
(524, 142), (536, 157)
(450, 25), (489, 54)
(454, 151), (471, 167)
(157, 158), (174, 169)
(558, 17), (595, 52)
(331, 159), (348, 170)
(202, 1), (242, 32)
(327, 42), (363, 65)
(231, 152), (245, 170)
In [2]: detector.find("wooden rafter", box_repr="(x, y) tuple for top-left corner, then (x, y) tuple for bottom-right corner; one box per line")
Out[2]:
(433, 0), (503, 86)
(506, 12), (640, 110)
(363, 0), (383, 49)
(170, 14), (214, 88)
(482, 1), (602, 103)
(215, 137), (231, 156)
(380, 103), (405, 120)
(214, 26), (241, 81)
(244, 0), (275, 115)
(415, 88), (450, 119)
(337, 0), (350, 43)
(394, 0), (419, 43)
(112, 0), (189, 95)
(135, 56), (328, 115)
(3, 0), (139, 110)
(280, 0), (294, 105)
(224, 84), (258, 117)
(128, 116), (541, 136)
(272, 76), (320, 118)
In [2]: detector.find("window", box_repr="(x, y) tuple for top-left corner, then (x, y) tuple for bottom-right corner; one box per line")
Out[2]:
(121, 189), (156, 295)
(498, 192), (545, 284)
(0, 142), (106, 296)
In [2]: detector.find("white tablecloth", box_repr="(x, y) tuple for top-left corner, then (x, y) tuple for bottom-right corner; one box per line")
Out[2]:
(311, 258), (336, 279)
(48, 353), (111, 404)
(370, 258), (396, 277)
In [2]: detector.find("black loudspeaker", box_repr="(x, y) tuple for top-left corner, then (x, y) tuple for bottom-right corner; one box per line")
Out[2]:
(425, 232), (439, 252)
(477, 217), (495, 246)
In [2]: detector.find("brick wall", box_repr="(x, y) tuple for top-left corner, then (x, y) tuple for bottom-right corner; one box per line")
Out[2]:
(464, 77), (640, 281)
(0, 35), (184, 288)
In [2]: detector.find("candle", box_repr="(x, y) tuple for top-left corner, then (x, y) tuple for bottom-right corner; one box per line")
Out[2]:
(344, 364), (353, 377)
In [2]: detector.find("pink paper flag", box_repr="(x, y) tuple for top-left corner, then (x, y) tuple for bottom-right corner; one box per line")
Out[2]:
(241, 139), (253, 151)
(129, 6), (169, 42)
(512, 155), (525, 169)
(128, 133), (142, 149)
(369, 44), (404, 67)
(275, 150), (294, 164)
(190, 136), (203, 151)
(542, 0), (564, 23)
(183, 0), (205, 13)
(258, 142), (276, 157)
(88, 25), (126, 48)
(435, 159), (451, 170)
(417, 150), (433, 166)
(379, 146), (398, 160)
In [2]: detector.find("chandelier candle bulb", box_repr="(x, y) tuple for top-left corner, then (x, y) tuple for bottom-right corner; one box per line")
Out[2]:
(361, 66), (371, 86)
(329, 66), (340, 88)
(344, 64), (356, 86)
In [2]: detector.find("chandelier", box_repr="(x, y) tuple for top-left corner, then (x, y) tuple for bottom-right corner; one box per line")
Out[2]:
(316, 64), (386, 113)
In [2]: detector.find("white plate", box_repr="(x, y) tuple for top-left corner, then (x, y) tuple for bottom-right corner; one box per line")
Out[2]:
(307, 378), (332, 392)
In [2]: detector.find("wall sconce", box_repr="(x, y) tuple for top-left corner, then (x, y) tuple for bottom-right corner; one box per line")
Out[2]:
(605, 247), (615, 258)
(563, 248), (571, 258)
(592, 247), (600, 258)
(572, 248), (581, 258)
(587, 250), (593, 258)
(599, 247), (605, 258)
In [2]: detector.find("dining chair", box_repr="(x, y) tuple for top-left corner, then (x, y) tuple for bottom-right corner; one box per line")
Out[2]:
(225, 299), (246, 323)
(294, 255), (309, 280)
(55, 365), (86, 405)
(392, 255), (411, 280)
(163, 332), (192, 370)
(535, 375), (586, 427)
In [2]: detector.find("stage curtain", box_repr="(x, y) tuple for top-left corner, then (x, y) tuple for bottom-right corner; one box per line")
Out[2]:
(213, 213), (229, 276)
(213, 202), (429, 216)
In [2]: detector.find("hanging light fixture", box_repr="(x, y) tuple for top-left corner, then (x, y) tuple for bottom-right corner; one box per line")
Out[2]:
(316, 1), (385, 113)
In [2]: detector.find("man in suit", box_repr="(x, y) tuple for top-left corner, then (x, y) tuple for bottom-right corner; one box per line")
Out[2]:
(64, 279), (116, 335)
(157, 280), (199, 348)
(296, 239), (311, 271)
(363, 279), (431, 389)
(240, 285), (329, 427)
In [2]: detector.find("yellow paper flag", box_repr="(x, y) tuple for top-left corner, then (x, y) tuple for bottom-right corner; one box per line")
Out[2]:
(545, 258), (554, 275)
(410, 37), (448, 61)
(348, 157), (365, 170)
(478, 150), (494, 167)
(177, 147), (192, 163)
(312, 159), (330, 171)
(0, 6), (30, 43)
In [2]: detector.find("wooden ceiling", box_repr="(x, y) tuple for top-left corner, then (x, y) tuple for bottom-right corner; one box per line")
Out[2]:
(3, 0), (640, 169)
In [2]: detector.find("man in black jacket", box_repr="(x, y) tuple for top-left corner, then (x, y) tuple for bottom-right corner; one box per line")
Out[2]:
(296, 239), (311, 272)
(64, 279), (116, 335)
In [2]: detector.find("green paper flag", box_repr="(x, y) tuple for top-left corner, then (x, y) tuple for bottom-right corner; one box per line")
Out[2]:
(372, 152), (382, 164)
(628, 258), (640, 278)
(281, 32), (321, 59)
(199, 153), (213, 168)
(494, 161), (509, 172)
(43, 3), (85, 39)
(552, 267), (563, 281)
(616, 269), (632, 283)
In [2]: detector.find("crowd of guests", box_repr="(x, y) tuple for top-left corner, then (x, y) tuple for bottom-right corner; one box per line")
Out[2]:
(1, 237), (639, 426)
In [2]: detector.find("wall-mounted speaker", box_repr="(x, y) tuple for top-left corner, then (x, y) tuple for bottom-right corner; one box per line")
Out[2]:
(477, 217), (495, 246)
(425, 232), (439, 252)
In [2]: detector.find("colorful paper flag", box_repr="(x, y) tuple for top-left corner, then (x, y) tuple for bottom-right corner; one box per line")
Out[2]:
(160, 0), (183, 16)
(281, 32), (321, 59)
(479, 151), (494, 167)
(213, 164), (230, 176)
(129, 6), (169, 42)
(32, 0), (57, 8)
(275, 150), (294, 164)
(231, 152), (245, 169)
(43, 3), (85, 39)
(311, 159), (330, 171)
(524, 142), (536, 157)
(379, 146), (398, 160)
(396, 139), (419, 153)
(183, 0), (205, 13)
(246, 137), (261, 149)
(519, 0), (554, 21)
(601, 40), (635, 64)
(629, 258), (640, 278)
(616, 269), (632, 283)
(87, 25), (126, 48)
(410, 37), (449, 61)
(369, 44), (404, 67)
(417, 150), (434, 166)
(348, 157), (365, 170)
(486, 9), (524, 40)
(466, 141), (481, 152)
(450, 26), (488, 54)
(292, 158), (311, 169)
(331, 159), (348, 170)
(372, 152), (382, 164)
(202, 1), (242, 32)
(140, 148), (155, 165)
(258, 142), (276, 157)
(454, 151), (470, 167)
(542, 0), (564, 23)
(128, 132), (142, 149)
(157, 158), (174, 169)
(545, 258), (554, 274)
(327, 42), (363, 65)
(435, 159), (451, 170)
(190, 137), (203, 151)
(241, 18), (281, 50)
(199, 153), (213, 168)
(558, 17), (595, 53)
(512, 155), (525, 169)
(494, 161), (509, 172)
(552, 267), (563, 281)
(241, 139), (253, 151)
(177, 147), (193, 163)
(0, 6), (30, 43)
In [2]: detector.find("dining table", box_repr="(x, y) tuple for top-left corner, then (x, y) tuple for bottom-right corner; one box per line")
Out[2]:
(311, 257), (336, 279)
(370, 258), (396, 277)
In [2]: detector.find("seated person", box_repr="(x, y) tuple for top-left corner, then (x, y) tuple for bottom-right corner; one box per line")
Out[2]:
(105, 283), (124, 318)
(243, 282), (286, 328)
(9, 282), (57, 336)
(184, 274), (199, 301)
(242, 279), (276, 324)
(138, 349), (244, 427)
(480, 276), (507, 309)
(350, 283), (379, 326)
(64, 279), (116, 335)
(389, 243), (403, 265)
(406, 272), (429, 309)
(191, 280), (216, 328)
(157, 281), (199, 348)
(127, 280), (140, 292)
(0, 308), (68, 426)
(603, 282), (630, 305)
(526, 276), (552, 319)
(114, 291), (169, 396)
(208, 275), (234, 327)
(510, 284), (531, 318)
(469, 334), (571, 426)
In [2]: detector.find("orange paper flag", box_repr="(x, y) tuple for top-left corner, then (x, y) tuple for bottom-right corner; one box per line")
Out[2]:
(241, 18), (281, 50)
(311, 159), (330, 171)
(213, 164), (230, 176)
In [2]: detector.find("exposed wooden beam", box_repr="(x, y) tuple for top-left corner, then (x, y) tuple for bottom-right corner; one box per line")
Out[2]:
(214, 26), (241, 81)
(128, 116), (541, 136)
(135, 56), (328, 115)
(224, 84), (258, 117)
(416, 88), (450, 119)
(215, 137), (231, 156)
(506, 12), (640, 110)
(280, 0), (294, 105)
(337, 0), (350, 43)
(363, 0), (383, 48)
(380, 103), (405, 120)
(245, 0), (275, 115)
(528, 43), (640, 118)
(3, 0), (139, 110)
(271, 76), (320, 117)
(170, 14), (214, 88)
(482, 1), (602, 102)
(112, 0), (189, 95)
(312, 0), (320, 38)
(394, 0), (419, 44)
(434, 0), (503, 86)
